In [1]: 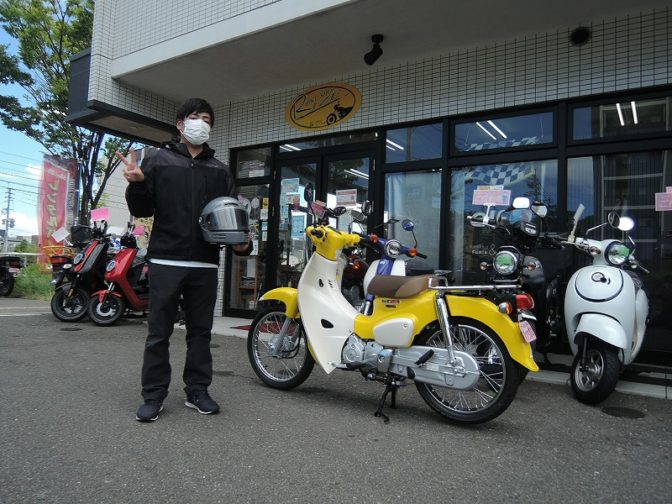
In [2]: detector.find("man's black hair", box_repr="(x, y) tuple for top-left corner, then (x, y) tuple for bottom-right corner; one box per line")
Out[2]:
(176, 98), (215, 126)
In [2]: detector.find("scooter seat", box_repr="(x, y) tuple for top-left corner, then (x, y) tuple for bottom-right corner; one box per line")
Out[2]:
(367, 274), (432, 299)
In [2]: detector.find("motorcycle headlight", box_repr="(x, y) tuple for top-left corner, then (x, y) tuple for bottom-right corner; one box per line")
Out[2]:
(73, 253), (84, 265)
(384, 239), (402, 259)
(106, 260), (116, 272)
(606, 241), (630, 266)
(493, 250), (519, 276)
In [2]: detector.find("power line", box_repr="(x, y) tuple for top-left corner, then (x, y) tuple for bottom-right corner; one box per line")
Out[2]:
(0, 149), (45, 163)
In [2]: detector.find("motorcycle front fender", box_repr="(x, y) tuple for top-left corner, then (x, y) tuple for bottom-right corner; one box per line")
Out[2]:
(569, 313), (628, 355)
(447, 295), (539, 372)
(93, 289), (122, 303)
(259, 287), (299, 318)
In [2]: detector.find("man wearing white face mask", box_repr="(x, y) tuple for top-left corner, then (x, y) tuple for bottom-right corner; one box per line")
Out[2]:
(116, 98), (252, 422)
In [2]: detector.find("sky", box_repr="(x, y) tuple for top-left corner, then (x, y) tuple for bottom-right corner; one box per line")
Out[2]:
(0, 27), (50, 238)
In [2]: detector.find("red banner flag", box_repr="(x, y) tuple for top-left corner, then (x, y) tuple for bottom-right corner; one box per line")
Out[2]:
(39, 156), (75, 248)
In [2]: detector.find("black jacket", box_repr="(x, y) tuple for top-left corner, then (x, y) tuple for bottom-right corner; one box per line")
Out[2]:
(125, 142), (236, 265)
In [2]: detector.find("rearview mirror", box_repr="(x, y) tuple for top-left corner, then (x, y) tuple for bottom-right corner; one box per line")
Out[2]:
(401, 219), (414, 231)
(512, 197), (531, 209)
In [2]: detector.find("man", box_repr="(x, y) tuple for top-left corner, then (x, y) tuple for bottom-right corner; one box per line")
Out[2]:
(117, 98), (251, 422)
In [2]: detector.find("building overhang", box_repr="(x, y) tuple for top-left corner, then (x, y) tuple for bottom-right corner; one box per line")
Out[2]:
(111, 0), (671, 103)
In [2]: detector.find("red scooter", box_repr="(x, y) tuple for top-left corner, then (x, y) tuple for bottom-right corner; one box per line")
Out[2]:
(87, 223), (149, 326)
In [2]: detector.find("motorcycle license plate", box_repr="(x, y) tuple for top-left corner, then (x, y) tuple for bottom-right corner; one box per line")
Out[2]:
(519, 320), (537, 343)
(8, 268), (19, 274)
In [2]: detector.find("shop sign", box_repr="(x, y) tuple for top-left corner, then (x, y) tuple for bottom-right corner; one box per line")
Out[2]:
(285, 82), (361, 131)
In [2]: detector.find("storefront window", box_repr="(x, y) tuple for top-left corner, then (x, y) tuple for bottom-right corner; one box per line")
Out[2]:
(236, 147), (271, 178)
(449, 160), (558, 283)
(385, 123), (443, 163)
(280, 132), (376, 152)
(229, 184), (270, 310)
(384, 170), (441, 273)
(572, 97), (671, 141)
(568, 152), (671, 263)
(454, 112), (554, 152)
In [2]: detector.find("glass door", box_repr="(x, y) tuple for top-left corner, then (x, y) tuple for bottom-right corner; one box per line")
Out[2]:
(325, 152), (372, 232)
(274, 159), (318, 287)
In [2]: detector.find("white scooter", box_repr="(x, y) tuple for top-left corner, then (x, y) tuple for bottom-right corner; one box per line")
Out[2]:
(562, 205), (650, 404)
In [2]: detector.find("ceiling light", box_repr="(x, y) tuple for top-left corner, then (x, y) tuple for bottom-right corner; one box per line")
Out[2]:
(631, 101), (638, 124)
(616, 103), (625, 127)
(476, 121), (497, 141)
(364, 34), (384, 66)
(487, 120), (507, 139)
(386, 138), (405, 150)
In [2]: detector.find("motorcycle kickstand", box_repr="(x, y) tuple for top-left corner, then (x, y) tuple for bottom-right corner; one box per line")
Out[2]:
(374, 376), (400, 423)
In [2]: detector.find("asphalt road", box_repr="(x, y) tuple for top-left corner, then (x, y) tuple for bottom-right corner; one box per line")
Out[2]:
(1, 298), (671, 504)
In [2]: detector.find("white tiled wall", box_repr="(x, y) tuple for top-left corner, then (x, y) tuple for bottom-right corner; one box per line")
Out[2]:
(217, 8), (671, 164)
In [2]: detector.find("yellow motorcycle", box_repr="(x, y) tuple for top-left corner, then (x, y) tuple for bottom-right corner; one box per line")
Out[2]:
(247, 199), (538, 424)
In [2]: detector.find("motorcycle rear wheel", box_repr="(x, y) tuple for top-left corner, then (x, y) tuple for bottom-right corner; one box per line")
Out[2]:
(51, 284), (89, 322)
(570, 343), (620, 405)
(414, 317), (519, 424)
(0, 272), (15, 296)
(247, 307), (314, 390)
(88, 295), (126, 326)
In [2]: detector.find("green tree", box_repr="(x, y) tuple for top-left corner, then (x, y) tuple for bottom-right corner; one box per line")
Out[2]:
(0, 0), (133, 224)
(14, 239), (36, 253)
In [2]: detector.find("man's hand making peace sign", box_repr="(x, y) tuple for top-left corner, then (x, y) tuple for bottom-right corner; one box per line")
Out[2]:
(116, 149), (145, 183)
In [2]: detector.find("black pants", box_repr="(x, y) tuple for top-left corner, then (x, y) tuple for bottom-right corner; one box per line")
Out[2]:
(141, 263), (218, 402)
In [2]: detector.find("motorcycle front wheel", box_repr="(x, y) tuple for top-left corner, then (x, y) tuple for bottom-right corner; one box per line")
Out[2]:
(0, 272), (15, 296)
(51, 284), (89, 322)
(414, 317), (519, 424)
(88, 295), (126, 326)
(570, 342), (620, 405)
(247, 307), (314, 390)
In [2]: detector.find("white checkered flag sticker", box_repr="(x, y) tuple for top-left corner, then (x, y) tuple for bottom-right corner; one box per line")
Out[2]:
(468, 163), (536, 187)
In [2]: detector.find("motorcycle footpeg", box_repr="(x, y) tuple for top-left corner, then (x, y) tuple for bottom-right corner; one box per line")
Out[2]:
(415, 349), (434, 366)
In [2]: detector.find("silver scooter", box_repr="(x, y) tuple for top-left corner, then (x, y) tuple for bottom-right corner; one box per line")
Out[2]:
(562, 205), (650, 404)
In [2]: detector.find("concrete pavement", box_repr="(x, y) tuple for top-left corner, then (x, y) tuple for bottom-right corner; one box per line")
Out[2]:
(1, 296), (669, 400)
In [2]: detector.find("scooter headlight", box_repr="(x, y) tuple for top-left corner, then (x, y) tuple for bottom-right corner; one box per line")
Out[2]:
(384, 239), (402, 259)
(106, 260), (116, 272)
(493, 250), (519, 276)
(606, 241), (630, 266)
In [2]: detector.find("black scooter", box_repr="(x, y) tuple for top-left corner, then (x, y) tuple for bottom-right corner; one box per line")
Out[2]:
(0, 255), (22, 297)
(50, 221), (112, 322)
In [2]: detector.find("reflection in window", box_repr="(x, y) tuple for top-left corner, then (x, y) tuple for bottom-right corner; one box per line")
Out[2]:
(386, 123), (443, 163)
(279, 132), (376, 152)
(385, 170), (441, 272)
(573, 97), (670, 141)
(454, 112), (554, 152)
(236, 147), (271, 178)
(568, 152), (670, 258)
(327, 157), (370, 231)
(449, 160), (558, 283)
(229, 184), (270, 310)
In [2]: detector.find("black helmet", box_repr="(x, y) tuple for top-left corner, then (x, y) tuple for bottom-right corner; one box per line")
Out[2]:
(199, 196), (249, 244)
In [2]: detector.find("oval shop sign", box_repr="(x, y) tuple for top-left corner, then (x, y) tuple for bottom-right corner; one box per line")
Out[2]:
(285, 82), (362, 131)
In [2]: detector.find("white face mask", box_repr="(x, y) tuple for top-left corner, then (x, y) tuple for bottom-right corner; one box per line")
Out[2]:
(181, 118), (211, 145)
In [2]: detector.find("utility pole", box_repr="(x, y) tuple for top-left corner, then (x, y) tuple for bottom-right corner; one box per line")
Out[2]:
(2, 187), (15, 252)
